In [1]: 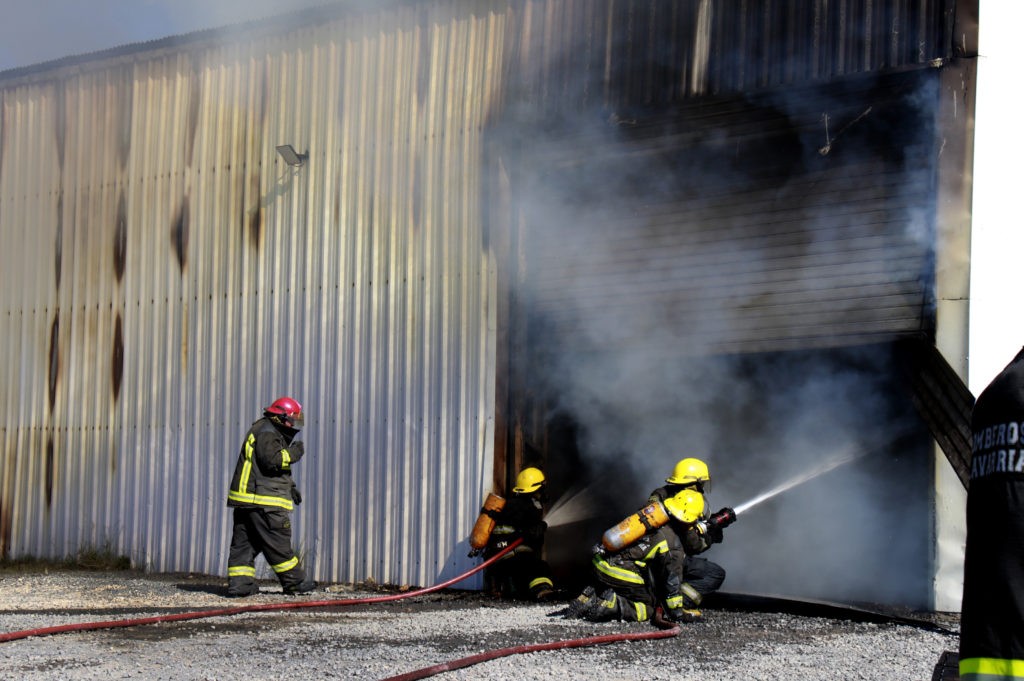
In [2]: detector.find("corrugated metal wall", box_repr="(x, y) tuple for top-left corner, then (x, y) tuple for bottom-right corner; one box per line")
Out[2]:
(0, 0), (963, 589)
(504, 0), (952, 111)
(0, 3), (509, 586)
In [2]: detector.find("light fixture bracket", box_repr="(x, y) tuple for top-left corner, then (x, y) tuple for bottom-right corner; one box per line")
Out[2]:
(276, 144), (308, 167)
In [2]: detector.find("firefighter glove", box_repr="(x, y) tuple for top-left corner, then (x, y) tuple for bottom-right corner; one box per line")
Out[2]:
(694, 520), (722, 544)
(468, 547), (484, 558)
(286, 440), (305, 464)
(705, 523), (724, 544)
(291, 487), (303, 505)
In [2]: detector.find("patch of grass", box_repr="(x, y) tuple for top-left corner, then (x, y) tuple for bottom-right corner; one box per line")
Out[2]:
(0, 544), (134, 573)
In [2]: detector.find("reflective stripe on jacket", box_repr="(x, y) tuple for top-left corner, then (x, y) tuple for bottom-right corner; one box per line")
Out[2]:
(227, 418), (297, 511)
(596, 525), (687, 607)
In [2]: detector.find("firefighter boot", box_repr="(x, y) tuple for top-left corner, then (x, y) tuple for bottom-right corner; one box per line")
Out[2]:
(529, 577), (556, 602)
(281, 565), (317, 595)
(284, 575), (317, 595)
(673, 583), (704, 622)
(581, 589), (621, 623)
(227, 578), (260, 598)
(564, 586), (596, 619)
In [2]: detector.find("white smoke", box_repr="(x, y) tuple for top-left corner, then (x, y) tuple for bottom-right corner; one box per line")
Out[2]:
(503, 82), (936, 608)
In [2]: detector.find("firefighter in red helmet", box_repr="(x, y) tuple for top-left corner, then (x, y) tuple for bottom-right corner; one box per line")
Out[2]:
(225, 396), (316, 597)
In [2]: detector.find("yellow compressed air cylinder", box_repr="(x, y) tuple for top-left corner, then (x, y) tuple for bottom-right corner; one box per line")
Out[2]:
(469, 493), (506, 550)
(601, 499), (670, 552)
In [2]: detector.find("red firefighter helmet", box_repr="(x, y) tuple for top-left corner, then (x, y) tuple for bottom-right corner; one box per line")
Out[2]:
(264, 396), (304, 430)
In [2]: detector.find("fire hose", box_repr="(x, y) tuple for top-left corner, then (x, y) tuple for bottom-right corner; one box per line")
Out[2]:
(381, 615), (680, 681)
(0, 538), (528, 644)
(1, 535), (683, 680)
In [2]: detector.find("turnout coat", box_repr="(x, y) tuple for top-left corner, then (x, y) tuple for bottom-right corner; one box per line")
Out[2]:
(960, 346), (1024, 680)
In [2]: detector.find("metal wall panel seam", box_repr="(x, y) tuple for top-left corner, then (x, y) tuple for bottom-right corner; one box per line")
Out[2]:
(2, 2), (496, 584)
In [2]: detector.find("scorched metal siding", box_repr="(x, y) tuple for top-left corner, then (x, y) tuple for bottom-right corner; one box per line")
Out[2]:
(0, 4), (508, 588)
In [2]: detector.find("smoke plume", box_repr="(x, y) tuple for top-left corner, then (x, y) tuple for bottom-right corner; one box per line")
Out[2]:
(498, 68), (936, 609)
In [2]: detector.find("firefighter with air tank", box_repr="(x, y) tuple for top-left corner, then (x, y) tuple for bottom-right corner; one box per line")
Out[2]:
(468, 466), (556, 601)
(648, 457), (735, 615)
(564, 488), (708, 623)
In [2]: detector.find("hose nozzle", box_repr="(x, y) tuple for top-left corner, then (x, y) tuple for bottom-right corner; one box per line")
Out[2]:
(707, 507), (737, 531)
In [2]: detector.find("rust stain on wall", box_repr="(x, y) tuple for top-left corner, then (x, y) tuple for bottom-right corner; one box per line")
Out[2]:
(44, 437), (54, 509)
(112, 314), (124, 401)
(54, 192), (63, 289)
(248, 190), (262, 248)
(48, 312), (60, 413)
(0, 439), (11, 559)
(243, 63), (268, 251)
(114, 191), (127, 281)
(171, 195), (189, 270)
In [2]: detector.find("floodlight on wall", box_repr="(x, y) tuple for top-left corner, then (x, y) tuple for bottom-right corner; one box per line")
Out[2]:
(276, 144), (308, 167)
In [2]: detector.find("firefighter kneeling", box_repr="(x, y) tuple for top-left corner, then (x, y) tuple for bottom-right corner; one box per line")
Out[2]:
(565, 489), (707, 624)
(469, 467), (556, 601)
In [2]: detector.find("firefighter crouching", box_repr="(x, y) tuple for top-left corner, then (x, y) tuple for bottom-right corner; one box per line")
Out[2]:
(470, 467), (556, 601)
(649, 457), (733, 613)
(564, 489), (707, 624)
(225, 396), (316, 597)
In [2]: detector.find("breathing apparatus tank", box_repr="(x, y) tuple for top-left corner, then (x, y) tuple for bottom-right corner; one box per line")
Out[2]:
(601, 489), (705, 552)
(469, 493), (506, 551)
(601, 499), (671, 552)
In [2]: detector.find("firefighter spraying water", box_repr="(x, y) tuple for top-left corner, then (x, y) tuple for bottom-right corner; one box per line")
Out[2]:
(565, 489), (710, 623)
(543, 444), (882, 629)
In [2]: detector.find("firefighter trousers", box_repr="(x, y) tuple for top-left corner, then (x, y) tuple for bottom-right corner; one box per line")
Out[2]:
(683, 555), (726, 603)
(566, 557), (658, 622)
(484, 546), (555, 600)
(227, 507), (306, 595)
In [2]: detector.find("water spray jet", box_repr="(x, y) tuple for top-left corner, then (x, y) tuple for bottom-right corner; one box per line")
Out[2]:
(545, 484), (599, 528)
(732, 449), (864, 516)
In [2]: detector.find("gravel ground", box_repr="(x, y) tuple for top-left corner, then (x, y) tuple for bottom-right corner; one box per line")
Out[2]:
(0, 569), (960, 680)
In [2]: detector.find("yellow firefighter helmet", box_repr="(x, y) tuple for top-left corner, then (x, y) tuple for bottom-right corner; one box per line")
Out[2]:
(663, 489), (705, 524)
(666, 457), (710, 491)
(512, 467), (546, 494)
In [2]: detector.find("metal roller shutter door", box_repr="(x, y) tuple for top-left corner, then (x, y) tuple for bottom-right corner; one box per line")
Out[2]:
(521, 70), (937, 356)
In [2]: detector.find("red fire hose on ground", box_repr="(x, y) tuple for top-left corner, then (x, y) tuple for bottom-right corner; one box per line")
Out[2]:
(382, 620), (681, 681)
(1, 537), (683, 680)
(0, 539), (526, 644)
